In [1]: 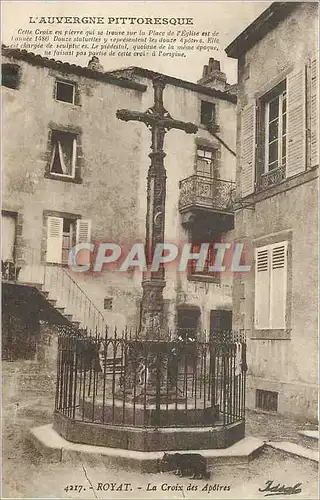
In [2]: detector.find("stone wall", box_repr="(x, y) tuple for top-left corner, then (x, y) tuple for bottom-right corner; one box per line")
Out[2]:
(232, 2), (318, 420)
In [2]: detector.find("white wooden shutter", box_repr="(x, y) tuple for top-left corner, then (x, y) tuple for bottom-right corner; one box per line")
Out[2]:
(310, 56), (319, 168)
(254, 246), (270, 329)
(287, 66), (306, 177)
(46, 217), (63, 263)
(270, 242), (287, 329)
(75, 219), (92, 266)
(76, 219), (91, 244)
(240, 103), (256, 197)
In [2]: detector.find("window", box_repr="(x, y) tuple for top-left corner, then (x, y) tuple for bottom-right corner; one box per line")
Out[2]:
(188, 221), (221, 281)
(240, 66), (308, 197)
(2, 64), (20, 89)
(196, 147), (215, 177)
(210, 310), (232, 335)
(255, 242), (288, 330)
(264, 82), (287, 173)
(104, 298), (113, 310)
(1, 212), (20, 281)
(177, 308), (200, 341)
(46, 216), (91, 265)
(200, 101), (216, 126)
(189, 242), (217, 278)
(55, 80), (75, 104)
(1, 213), (16, 262)
(256, 390), (278, 412)
(50, 130), (77, 177)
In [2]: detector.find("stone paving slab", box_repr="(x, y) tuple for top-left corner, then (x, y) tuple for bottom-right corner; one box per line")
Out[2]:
(298, 430), (319, 440)
(28, 424), (265, 471)
(266, 441), (319, 463)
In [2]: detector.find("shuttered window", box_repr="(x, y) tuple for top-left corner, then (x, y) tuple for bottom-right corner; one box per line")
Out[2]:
(255, 242), (288, 330)
(249, 64), (310, 193)
(46, 216), (91, 264)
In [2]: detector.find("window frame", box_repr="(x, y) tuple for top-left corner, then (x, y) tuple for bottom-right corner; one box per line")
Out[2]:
(187, 237), (221, 284)
(195, 146), (215, 178)
(200, 100), (216, 127)
(264, 85), (287, 174)
(255, 79), (291, 192)
(49, 130), (77, 179)
(55, 79), (76, 105)
(2, 63), (21, 90)
(61, 219), (76, 265)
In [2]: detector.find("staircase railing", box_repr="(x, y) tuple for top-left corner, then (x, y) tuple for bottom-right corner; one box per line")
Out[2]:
(43, 265), (106, 334)
(2, 246), (106, 334)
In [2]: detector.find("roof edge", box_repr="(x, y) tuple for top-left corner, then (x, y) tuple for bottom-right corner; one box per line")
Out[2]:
(225, 2), (300, 59)
(105, 66), (237, 104)
(1, 45), (147, 92)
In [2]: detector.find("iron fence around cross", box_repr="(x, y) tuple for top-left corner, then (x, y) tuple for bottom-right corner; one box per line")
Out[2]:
(55, 326), (247, 429)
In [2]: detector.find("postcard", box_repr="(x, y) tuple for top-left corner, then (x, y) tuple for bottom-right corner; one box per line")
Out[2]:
(1, 1), (319, 498)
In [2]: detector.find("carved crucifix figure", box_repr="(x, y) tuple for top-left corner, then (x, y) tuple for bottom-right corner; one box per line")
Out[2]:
(117, 76), (197, 339)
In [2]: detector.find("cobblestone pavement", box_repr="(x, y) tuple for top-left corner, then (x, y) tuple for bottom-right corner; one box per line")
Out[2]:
(2, 361), (319, 499)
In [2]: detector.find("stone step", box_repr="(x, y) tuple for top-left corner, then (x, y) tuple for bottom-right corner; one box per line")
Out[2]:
(266, 441), (319, 463)
(298, 430), (319, 440)
(28, 424), (264, 471)
(55, 308), (65, 314)
(63, 314), (74, 321)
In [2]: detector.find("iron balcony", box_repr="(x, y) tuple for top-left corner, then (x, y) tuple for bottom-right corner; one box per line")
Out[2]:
(179, 175), (236, 214)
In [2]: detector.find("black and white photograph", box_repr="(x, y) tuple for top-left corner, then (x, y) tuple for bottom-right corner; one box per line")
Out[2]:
(1, 1), (319, 498)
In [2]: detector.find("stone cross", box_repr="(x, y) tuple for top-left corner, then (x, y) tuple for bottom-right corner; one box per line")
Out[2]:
(117, 76), (197, 338)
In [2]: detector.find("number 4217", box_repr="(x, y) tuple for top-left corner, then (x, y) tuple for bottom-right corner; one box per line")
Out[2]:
(64, 485), (85, 493)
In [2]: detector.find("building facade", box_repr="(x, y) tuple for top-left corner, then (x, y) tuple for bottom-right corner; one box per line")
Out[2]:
(2, 46), (237, 360)
(226, 2), (318, 420)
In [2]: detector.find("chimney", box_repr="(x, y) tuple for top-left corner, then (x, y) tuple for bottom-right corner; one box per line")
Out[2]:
(87, 56), (104, 72)
(198, 58), (227, 91)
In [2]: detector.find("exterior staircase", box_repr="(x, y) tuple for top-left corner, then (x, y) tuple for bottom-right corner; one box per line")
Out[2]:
(2, 258), (106, 335)
(41, 265), (106, 334)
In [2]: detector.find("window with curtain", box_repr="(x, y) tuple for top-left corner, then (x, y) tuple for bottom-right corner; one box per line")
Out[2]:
(50, 130), (77, 177)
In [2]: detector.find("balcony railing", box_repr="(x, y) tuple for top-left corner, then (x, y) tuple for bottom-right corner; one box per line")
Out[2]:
(256, 165), (286, 191)
(179, 175), (236, 213)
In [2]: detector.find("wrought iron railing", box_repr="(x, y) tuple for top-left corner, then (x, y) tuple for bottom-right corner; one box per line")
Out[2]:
(257, 165), (286, 191)
(179, 175), (236, 213)
(55, 327), (246, 428)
